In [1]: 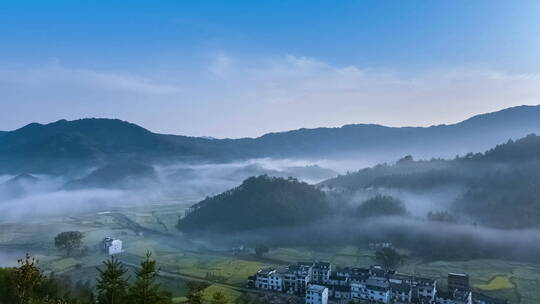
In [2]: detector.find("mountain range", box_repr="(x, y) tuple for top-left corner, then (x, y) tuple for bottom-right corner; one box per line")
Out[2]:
(2, 105), (540, 175)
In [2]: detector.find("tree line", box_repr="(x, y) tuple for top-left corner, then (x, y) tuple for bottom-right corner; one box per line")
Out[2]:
(0, 252), (229, 304)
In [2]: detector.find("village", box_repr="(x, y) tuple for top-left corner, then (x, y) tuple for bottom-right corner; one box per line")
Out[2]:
(247, 261), (507, 304)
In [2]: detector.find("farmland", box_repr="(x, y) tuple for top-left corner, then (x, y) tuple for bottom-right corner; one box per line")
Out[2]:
(1, 203), (539, 304)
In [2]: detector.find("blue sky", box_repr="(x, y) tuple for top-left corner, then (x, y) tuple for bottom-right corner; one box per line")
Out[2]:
(1, 1), (540, 137)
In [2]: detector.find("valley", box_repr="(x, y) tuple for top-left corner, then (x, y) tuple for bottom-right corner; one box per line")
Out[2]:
(1, 199), (538, 303)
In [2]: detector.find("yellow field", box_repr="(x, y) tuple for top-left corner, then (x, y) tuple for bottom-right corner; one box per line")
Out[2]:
(474, 276), (514, 291)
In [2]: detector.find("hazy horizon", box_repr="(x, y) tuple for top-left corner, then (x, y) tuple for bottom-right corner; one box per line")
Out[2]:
(3, 104), (540, 139)
(1, 1), (540, 137)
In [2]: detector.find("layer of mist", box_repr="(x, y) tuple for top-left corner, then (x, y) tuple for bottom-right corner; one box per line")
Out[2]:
(0, 158), (342, 222)
(197, 216), (540, 262)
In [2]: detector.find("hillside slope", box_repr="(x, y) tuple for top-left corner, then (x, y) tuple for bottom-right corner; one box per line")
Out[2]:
(176, 175), (329, 232)
(2, 105), (540, 174)
(321, 134), (540, 228)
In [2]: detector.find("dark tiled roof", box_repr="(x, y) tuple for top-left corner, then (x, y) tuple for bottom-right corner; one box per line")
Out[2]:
(391, 283), (412, 293)
(329, 275), (347, 281)
(308, 285), (327, 293)
(333, 285), (351, 292)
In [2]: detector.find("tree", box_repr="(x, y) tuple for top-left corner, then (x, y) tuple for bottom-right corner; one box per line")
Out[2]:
(185, 281), (208, 304)
(96, 256), (129, 304)
(427, 211), (457, 223)
(54, 231), (84, 256)
(0, 267), (18, 304)
(374, 247), (404, 270)
(2, 254), (95, 304)
(254, 244), (269, 257)
(210, 291), (227, 304)
(128, 251), (171, 304)
(15, 253), (44, 304)
(356, 195), (407, 218)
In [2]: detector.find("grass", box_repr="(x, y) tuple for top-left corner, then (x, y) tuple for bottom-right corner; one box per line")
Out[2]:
(474, 276), (514, 291)
(154, 251), (268, 287)
(48, 257), (80, 272)
(202, 284), (243, 303)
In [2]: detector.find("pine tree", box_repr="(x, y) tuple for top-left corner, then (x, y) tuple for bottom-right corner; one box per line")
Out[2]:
(210, 291), (227, 304)
(186, 281), (206, 304)
(128, 251), (171, 304)
(15, 253), (44, 304)
(96, 256), (129, 304)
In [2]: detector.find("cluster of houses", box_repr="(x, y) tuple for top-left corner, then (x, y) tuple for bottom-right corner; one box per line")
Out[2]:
(247, 262), (507, 304)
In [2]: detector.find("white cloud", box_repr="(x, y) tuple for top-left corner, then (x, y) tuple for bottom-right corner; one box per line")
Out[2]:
(1, 56), (539, 137)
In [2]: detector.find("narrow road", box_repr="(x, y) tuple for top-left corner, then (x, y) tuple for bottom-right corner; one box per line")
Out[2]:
(121, 260), (291, 296)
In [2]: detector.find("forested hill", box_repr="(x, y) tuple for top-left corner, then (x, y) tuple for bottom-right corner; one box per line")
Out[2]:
(321, 134), (540, 228)
(176, 175), (329, 233)
(2, 105), (540, 174)
(0, 118), (227, 174)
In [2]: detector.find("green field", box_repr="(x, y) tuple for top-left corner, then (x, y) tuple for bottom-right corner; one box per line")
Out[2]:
(1, 204), (539, 304)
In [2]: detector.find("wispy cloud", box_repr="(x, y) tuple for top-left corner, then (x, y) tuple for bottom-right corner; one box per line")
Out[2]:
(1, 55), (540, 137)
(0, 65), (182, 95)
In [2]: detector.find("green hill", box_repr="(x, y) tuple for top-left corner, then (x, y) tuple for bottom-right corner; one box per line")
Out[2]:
(176, 175), (330, 233)
(65, 161), (158, 189)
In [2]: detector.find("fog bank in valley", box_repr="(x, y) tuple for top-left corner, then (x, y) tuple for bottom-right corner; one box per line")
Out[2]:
(0, 158), (343, 221)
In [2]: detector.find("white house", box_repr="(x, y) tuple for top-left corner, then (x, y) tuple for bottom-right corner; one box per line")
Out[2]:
(390, 282), (412, 303)
(364, 278), (391, 303)
(332, 285), (351, 300)
(284, 263), (312, 294)
(101, 237), (123, 255)
(350, 282), (364, 300)
(416, 278), (437, 302)
(312, 262), (332, 284)
(109, 239), (123, 255)
(306, 284), (328, 304)
(255, 268), (276, 290)
(434, 290), (472, 304)
(268, 271), (284, 292)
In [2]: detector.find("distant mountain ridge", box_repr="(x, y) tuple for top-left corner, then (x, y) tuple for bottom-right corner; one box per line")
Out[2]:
(2, 105), (540, 174)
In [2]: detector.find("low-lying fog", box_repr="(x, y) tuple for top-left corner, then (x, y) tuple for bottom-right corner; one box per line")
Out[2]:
(212, 216), (540, 262)
(0, 158), (348, 221)
(1, 157), (539, 263)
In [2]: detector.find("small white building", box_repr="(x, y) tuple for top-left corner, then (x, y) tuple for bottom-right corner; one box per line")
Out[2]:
(364, 278), (391, 303)
(332, 285), (351, 300)
(268, 271), (284, 292)
(255, 268), (283, 291)
(284, 263), (312, 294)
(306, 284), (328, 304)
(312, 262), (332, 284)
(390, 282), (412, 303)
(101, 237), (123, 255)
(416, 278), (437, 302)
(434, 290), (472, 304)
(109, 239), (123, 255)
